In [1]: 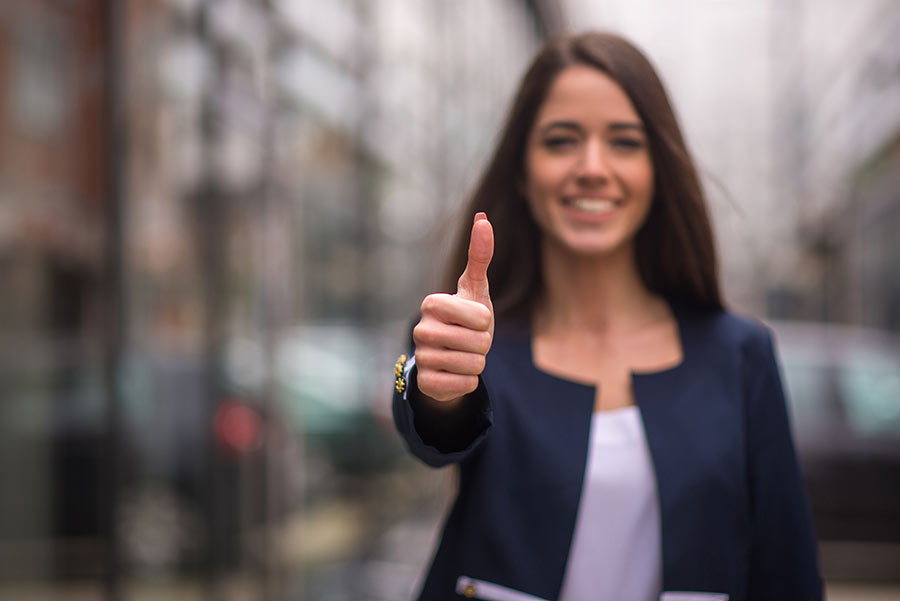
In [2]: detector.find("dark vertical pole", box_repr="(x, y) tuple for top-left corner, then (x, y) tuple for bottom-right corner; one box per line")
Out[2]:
(258, 8), (276, 599)
(196, 3), (227, 598)
(101, 0), (126, 599)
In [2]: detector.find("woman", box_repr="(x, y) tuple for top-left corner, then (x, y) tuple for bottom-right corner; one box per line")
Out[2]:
(392, 32), (821, 601)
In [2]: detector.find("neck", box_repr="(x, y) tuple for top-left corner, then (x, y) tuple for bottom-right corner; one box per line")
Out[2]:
(536, 239), (663, 335)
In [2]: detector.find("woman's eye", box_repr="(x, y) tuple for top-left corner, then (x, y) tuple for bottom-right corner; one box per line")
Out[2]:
(542, 136), (577, 150)
(611, 138), (645, 150)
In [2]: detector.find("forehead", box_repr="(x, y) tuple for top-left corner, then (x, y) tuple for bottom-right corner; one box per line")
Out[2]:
(533, 65), (642, 127)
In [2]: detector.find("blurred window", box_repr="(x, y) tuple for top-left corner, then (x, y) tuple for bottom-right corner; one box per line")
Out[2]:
(11, 19), (68, 137)
(781, 356), (835, 437)
(840, 354), (900, 438)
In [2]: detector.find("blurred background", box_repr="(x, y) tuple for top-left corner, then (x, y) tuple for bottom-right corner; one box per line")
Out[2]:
(0, 0), (898, 600)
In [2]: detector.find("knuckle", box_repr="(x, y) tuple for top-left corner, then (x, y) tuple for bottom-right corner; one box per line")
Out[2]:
(415, 348), (435, 367)
(476, 305), (493, 329)
(475, 331), (492, 354)
(416, 370), (437, 392)
(420, 293), (445, 315)
(412, 322), (427, 344)
(413, 323), (438, 347)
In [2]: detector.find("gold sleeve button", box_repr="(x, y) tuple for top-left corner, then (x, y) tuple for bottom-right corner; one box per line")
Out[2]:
(394, 354), (408, 393)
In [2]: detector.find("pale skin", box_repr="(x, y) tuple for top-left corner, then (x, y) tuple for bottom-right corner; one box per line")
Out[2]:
(415, 66), (681, 411)
(413, 212), (494, 407)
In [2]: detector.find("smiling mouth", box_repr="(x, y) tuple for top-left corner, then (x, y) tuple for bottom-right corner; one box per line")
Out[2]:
(563, 197), (621, 215)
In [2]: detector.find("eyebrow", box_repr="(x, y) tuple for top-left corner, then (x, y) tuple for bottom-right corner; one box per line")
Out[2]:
(537, 120), (646, 135)
(608, 121), (645, 133)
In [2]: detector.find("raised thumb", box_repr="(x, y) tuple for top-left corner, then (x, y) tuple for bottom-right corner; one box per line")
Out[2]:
(457, 212), (493, 306)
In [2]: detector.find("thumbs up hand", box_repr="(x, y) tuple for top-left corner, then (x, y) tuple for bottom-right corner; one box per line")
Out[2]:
(413, 213), (495, 403)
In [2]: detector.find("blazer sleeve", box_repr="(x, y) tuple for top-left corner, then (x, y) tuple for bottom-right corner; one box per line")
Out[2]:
(392, 352), (493, 468)
(742, 328), (823, 600)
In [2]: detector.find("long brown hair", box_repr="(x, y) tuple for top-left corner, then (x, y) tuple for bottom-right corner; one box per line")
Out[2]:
(441, 31), (723, 324)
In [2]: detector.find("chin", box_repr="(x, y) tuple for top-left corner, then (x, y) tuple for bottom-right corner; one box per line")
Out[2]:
(554, 234), (632, 258)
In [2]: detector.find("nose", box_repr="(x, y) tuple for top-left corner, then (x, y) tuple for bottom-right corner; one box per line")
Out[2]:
(575, 138), (610, 183)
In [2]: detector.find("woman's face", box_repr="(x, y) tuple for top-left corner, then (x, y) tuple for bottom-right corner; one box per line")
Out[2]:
(523, 65), (654, 259)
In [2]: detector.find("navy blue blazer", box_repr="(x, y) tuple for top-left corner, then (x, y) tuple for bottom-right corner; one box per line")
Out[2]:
(393, 304), (823, 601)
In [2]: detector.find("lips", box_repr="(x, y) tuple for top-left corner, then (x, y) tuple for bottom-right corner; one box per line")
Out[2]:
(562, 197), (621, 215)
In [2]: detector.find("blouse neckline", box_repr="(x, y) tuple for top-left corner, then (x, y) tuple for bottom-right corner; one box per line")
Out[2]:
(523, 299), (692, 393)
(590, 404), (640, 419)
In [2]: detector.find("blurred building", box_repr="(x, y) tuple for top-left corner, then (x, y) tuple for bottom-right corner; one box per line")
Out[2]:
(769, 0), (900, 333)
(279, 0), (562, 325)
(0, 0), (110, 582)
(0, 0), (562, 599)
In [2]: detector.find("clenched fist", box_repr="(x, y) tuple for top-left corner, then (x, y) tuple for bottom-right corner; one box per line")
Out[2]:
(413, 212), (494, 403)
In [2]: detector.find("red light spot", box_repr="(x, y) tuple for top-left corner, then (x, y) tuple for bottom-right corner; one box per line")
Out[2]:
(214, 401), (261, 454)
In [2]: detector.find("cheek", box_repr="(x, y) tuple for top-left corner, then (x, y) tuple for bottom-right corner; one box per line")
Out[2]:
(624, 158), (655, 203)
(632, 162), (655, 227)
(525, 154), (569, 200)
(524, 182), (548, 228)
(523, 157), (554, 220)
(633, 150), (653, 179)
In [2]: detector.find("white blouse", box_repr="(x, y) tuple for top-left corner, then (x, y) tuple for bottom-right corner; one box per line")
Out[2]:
(558, 405), (663, 601)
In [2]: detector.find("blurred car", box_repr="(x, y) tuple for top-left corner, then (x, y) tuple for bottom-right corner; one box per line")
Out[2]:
(0, 336), (294, 579)
(770, 320), (900, 544)
(272, 325), (404, 475)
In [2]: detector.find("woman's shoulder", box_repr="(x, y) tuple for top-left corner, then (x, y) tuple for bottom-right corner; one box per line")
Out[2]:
(493, 318), (531, 348)
(675, 302), (774, 355)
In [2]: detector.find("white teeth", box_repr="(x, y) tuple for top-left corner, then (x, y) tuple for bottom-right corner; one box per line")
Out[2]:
(569, 198), (617, 214)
